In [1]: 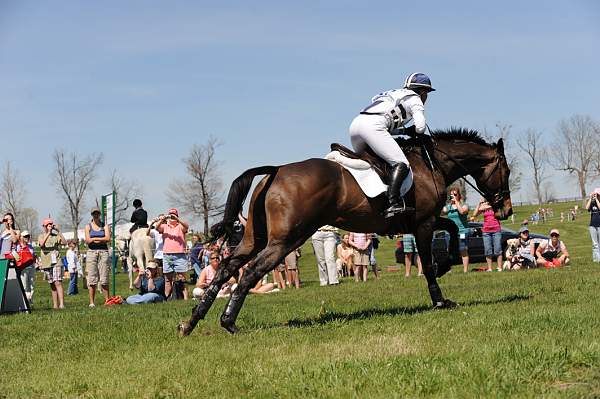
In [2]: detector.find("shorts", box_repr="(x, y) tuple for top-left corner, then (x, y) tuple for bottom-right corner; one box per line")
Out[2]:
(482, 231), (502, 257)
(163, 253), (189, 274)
(542, 251), (559, 261)
(353, 248), (370, 266)
(402, 235), (418, 253)
(285, 252), (297, 270)
(42, 265), (63, 283)
(276, 263), (286, 272)
(87, 249), (110, 286)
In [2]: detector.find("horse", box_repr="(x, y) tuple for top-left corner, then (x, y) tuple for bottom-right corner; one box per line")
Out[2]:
(178, 127), (513, 336)
(117, 227), (155, 289)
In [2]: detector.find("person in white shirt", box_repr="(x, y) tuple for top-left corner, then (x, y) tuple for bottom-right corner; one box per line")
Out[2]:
(349, 72), (435, 217)
(66, 240), (80, 295)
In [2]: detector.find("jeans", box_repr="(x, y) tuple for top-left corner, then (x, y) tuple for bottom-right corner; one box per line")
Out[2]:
(192, 262), (203, 278)
(126, 293), (165, 305)
(482, 231), (502, 257)
(20, 265), (36, 301)
(311, 231), (339, 285)
(589, 226), (600, 262)
(68, 272), (78, 295)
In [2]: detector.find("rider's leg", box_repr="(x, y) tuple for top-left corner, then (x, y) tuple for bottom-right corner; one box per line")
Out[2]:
(349, 115), (412, 217)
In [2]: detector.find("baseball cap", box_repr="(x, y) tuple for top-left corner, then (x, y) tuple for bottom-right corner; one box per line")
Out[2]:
(168, 208), (179, 216)
(519, 226), (529, 234)
(550, 228), (560, 236)
(42, 217), (54, 226)
(21, 230), (30, 237)
(91, 207), (101, 215)
(146, 260), (158, 269)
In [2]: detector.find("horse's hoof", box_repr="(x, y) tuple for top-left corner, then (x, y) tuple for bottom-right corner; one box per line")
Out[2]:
(220, 318), (239, 334)
(434, 299), (458, 309)
(177, 321), (192, 337)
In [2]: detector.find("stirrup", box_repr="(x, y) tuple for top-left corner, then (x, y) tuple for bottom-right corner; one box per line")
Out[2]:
(384, 197), (414, 218)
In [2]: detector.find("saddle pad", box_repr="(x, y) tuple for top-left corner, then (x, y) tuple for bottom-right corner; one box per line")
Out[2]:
(325, 151), (413, 198)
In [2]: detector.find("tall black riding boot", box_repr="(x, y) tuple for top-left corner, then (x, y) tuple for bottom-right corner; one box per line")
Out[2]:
(385, 163), (414, 218)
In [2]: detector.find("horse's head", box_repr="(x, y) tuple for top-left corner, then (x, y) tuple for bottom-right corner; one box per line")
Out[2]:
(473, 138), (513, 220)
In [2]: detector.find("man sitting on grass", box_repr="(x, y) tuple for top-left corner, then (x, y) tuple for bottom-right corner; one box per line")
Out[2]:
(126, 260), (166, 304)
(536, 229), (570, 268)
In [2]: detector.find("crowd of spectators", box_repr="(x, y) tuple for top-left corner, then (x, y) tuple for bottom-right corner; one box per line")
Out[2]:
(0, 187), (591, 311)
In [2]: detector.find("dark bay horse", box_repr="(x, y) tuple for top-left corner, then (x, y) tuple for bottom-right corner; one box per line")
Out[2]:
(179, 128), (513, 336)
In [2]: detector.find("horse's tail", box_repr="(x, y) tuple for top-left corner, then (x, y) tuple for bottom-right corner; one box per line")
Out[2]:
(210, 165), (280, 241)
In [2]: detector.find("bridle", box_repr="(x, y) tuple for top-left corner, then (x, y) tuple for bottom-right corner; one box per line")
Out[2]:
(432, 143), (509, 209)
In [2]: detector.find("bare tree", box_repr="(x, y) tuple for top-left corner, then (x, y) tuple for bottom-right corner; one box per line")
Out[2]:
(553, 114), (598, 198)
(108, 170), (143, 224)
(167, 137), (224, 235)
(0, 161), (26, 221)
(53, 150), (103, 240)
(483, 122), (522, 193)
(517, 129), (547, 205)
(19, 207), (39, 237)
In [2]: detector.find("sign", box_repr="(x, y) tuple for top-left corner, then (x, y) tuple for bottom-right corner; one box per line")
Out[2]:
(104, 192), (114, 226)
(0, 259), (31, 314)
(101, 192), (117, 296)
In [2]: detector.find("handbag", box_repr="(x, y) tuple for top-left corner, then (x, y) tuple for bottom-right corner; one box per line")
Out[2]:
(4, 246), (35, 269)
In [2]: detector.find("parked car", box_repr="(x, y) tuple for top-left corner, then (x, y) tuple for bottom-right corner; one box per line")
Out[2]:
(432, 222), (549, 265)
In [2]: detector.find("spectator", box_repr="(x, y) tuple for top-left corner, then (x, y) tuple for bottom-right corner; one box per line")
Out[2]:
(227, 214), (246, 252)
(126, 260), (166, 304)
(336, 234), (354, 278)
(349, 232), (370, 282)
(536, 229), (570, 268)
(156, 208), (189, 300)
(284, 249), (301, 289)
(503, 226), (535, 270)
(38, 217), (67, 309)
(240, 264), (277, 294)
(560, 212), (565, 223)
(585, 189), (600, 262)
(442, 188), (470, 273)
(369, 233), (380, 279)
(273, 263), (287, 290)
(402, 234), (423, 277)
(193, 253), (235, 298)
(17, 230), (36, 304)
(66, 240), (81, 295)
(129, 199), (148, 233)
(85, 207), (111, 307)
(311, 226), (339, 286)
(473, 198), (502, 272)
(189, 233), (204, 283)
(1, 212), (20, 256)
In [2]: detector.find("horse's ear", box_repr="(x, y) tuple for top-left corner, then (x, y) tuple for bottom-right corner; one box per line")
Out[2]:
(497, 138), (505, 155)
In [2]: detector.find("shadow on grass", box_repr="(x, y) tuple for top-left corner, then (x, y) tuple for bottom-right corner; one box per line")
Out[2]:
(285, 293), (532, 328)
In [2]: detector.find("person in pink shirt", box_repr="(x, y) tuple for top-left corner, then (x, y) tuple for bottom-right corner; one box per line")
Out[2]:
(156, 208), (189, 299)
(473, 198), (503, 272)
(349, 232), (371, 282)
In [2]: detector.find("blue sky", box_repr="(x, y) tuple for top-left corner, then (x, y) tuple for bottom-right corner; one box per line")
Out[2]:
(1, 1), (599, 227)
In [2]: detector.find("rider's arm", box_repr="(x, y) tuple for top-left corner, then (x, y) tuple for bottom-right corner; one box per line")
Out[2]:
(409, 102), (426, 134)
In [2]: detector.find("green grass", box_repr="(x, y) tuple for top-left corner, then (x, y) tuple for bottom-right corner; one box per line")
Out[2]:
(2, 201), (600, 398)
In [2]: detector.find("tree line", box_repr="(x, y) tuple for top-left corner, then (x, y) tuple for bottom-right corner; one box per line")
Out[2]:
(1, 115), (598, 239)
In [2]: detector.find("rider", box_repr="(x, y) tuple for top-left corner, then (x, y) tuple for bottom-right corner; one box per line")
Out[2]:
(129, 198), (148, 233)
(349, 72), (435, 217)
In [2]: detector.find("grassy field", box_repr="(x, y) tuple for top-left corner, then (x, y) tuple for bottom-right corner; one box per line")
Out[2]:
(2, 201), (600, 398)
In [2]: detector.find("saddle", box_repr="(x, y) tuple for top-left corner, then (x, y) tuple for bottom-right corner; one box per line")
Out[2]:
(330, 143), (392, 184)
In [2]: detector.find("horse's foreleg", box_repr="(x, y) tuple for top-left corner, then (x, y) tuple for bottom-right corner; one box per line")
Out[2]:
(415, 218), (456, 308)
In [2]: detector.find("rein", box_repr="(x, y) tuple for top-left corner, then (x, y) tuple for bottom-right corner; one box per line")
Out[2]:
(432, 144), (506, 207)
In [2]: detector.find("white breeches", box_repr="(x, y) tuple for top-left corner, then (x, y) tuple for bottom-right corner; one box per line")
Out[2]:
(349, 114), (409, 166)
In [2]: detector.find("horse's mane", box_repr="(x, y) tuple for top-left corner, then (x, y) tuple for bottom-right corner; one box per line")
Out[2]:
(430, 127), (495, 147)
(395, 127), (495, 149)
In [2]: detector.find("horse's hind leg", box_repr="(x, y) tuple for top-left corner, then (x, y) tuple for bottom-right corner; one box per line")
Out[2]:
(178, 236), (263, 336)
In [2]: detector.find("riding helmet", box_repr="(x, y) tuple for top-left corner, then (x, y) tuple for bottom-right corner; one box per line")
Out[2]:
(404, 72), (436, 92)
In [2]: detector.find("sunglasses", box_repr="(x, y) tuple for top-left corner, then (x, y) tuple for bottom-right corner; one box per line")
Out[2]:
(210, 257), (219, 260)
(550, 233), (559, 237)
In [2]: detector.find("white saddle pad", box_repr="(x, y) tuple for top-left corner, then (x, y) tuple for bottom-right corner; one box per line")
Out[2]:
(325, 151), (413, 198)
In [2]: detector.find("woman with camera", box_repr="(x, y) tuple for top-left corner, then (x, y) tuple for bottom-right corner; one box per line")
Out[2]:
(85, 207), (111, 307)
(156, 208), (189, 300)
(0, 212), (20, 255)
(38, 217), (68, 309)
(473, 197), (503, 272)
(125, 260), (166, 304)
(585, 189), (600, 262)
(442, 189), (470, 273)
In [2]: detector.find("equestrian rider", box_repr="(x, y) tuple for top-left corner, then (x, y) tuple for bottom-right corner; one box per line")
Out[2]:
(349, 72), (435, 217)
